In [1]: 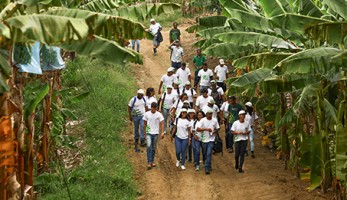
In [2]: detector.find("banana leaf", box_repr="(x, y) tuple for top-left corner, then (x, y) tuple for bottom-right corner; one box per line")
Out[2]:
(23, 82), (49, 121)
(192, 38), (222, 49)
(0, 49), (9, 93)
(233, 52), (292, 70)
(322, 0), (347, 20)
(292, 84), (320, 115)
(226, 9), (273, 32)
(336, 100), (347, 180)
(203, 43), (265, 59)
(278, 108), (296, 127)
(197, 27), (230, 39)
(230, 68), (273, 88)
(305, 22), (347, 46)
(258, 0), (286, 17)
(286, 0), (324, 18)
(219, 0), (258, 15)
(80, 0), (119, 12)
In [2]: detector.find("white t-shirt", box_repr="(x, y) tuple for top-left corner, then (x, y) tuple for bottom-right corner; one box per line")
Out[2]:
(196, 96), (213, 110)
(208, 87), (224, 96)
(161, 92), (177, 110)
(145, 96), (157, 109)
(245, 112), (259, 127)
(202, 105), (220, 119)
(128, 96), (148, 116)
(150, 23), (161, 35)
(161, 74), (176, 92)
(182, 87), (196, 103)
(192, 120), (203, 141)
(174, 118), (191, 139)
(220, 102), (230, 118)
(198, 117), (220, 143)
(176, 68), (191, 86)
(214, 65), (229, 82)
(172, 99), (184, 116)
(231, 120), (251, 142)
(198, 69), (214, 86)
(143, 111), (164, 135)
(171, 46), (184, 63)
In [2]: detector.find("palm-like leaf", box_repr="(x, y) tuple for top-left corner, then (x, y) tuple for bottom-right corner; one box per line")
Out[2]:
(186, 16), (227, 33)
(225, 9), (273, 32)
(230, 68), (273, 88)
(233, 52), (292, 70)
(80, 0), (120, 12)
(197, 27), (230, 39)
(305, 22), (347, 46)
(258, 0), (286, 17)
(286, 0), (324, 18)
(322, 0), (347, 20)
(203, 43), (264, 59)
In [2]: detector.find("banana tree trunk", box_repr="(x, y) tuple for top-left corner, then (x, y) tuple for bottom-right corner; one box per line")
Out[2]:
(25, 113), (35, 197)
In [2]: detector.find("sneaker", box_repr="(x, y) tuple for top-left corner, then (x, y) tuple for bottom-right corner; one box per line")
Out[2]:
(205, 170), (210, 175)
(245, 151), (249, 156)
(147, 164), (152, 170)
(235, 165), (239, 170)
(135, 148), (140, 153)
(195, 166), (200, 171)
(151, 163), (156, 167)
(239, 168), (244, 173)
(181, 165), (186, 170)
(228, 148), (232, 153)
(251, 151), (255, 158)
(140, 140), (146, 147)
(176, 160), (180, 167)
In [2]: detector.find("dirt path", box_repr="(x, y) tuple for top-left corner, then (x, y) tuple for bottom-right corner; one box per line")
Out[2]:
(125, 24), (332, 200)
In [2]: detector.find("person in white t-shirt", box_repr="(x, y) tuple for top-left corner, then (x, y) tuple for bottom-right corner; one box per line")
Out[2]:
(149, 18), (162, 55)
(231, 110), (251, 173)
(158, 85), (177, 134)
(202, 98), (222, 120)
(196, 108), (220, 174)
(197, 63), (214, 92)
(158, 67), (176, 95)
(145, 87), (157, 109)
(220, 96), (232, 153)
(214, 59), (229, 92)
(171, 108), (191, 170)
(175, 63), (191, 91)
(128, 89), (149, 152)
(195, 88), (213, 112)
(143, 102), (164, 169)
(172, 80), (181, 98)
(181, 81), (197, 108)
(208, 80), (225, 107)
(192, 110), (205, 171)
(169, 40), (184, 69)
(187, 109), (196, 163)
(245, 102), (259, 158)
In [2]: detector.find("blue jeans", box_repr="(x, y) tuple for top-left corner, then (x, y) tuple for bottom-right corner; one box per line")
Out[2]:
(161, 108), (170, 133)
(226, 123), (234, 149)
(202, 141), (214, 172)
(249, 128), (254, 151)
(146, 134), (158, 164)
(175, 137), (189, 166)
(131, 39), (140, 52)
(194, 70), (199, 87)
(199, 85), (209, 92)
(192, 139), (202, 166)
(133, 115), (144, 144)
(171, 61), (182, 69)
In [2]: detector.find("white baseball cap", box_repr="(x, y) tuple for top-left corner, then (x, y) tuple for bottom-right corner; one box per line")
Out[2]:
(150, 18), (155, 22)
(208, 98), (215, 104)
(167, 67), (174, 72)
(166, 85), (173, 89)
(137, 89), (144, 94)
(210, 80), (216, 84)
(183, 100), (190, 104)
(188, 109), (195, 114)
(245, 102), (253, 107)
(185, 81), (191, 86)
(239, 110), (246, 115)
(174, 80), (181, 85)
(219, 59), (225, 64)
(205, 108), (213, 113)
(180, 108), (188, 113)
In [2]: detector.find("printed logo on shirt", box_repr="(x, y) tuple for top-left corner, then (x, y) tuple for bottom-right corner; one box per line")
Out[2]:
(202, 74), (209, 80)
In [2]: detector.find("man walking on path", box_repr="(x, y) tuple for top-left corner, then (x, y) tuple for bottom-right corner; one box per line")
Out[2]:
(169, 40), (184, 69)
(158, 67), (177, 95)
(169, 22), (181, 44)
(226, 96), (243, 153)
(128, 89), (149, 152)
(214, 59), (229, 92)
(143, 102), (165, 169)
(192, 49), (206, 88)
(176, 63), (191, 91)
(149, 18), (162, 55)
(197, 63), (213, 92)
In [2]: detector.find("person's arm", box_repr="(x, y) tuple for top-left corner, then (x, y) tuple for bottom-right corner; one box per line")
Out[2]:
(188, 127), (192, 145)
(128, 106), (133, 122)
(168, 42), (175, 49)
(188, 74), (192, 83)
(171, 125), (177, 142)
(144, 120), (147, 138)
(158, 81), (163, 95)
(160, 120), (165, 139)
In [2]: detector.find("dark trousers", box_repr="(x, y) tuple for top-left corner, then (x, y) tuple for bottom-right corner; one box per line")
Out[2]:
(235, 140), (248, 169)
(171, 61), (182, 69)
(194, 70), (199, 87)
(226, 123), (234, 149)
(217, 82), (226, 92)
(188, 142), (192, 162)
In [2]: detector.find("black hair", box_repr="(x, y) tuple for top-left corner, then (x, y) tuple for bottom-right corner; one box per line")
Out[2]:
(182, 62), (186, 67)
(246, 105), (253, 115)
(201, 88), (208, 93)
(151, 102), (158, 108)
(197, 110), (206, 119)
(203, 63), (208, 67)
(146, 87), (155, 97)
(229, 96), (236, 100)
(180, 93), (188, 100)
(178, 109), (188, 119)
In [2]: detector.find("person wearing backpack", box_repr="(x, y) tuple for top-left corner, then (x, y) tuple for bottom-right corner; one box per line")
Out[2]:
(128, 89), (149, 152)
(196, 108), (220, 174)
(245, 102), (259, 158)
(231, 110), (251, 173)
(171, 108), (192, 170)
(168, 40), (184, 69)
(214, 59), (229, 92)
(145, 87), (157, 109)
(182, 81), (197, 108)
(172, 80), (181, 99)
(192, 111), (205, 171)
(208, 80), (225, 108)
(226, 96), (243, 153)
(143, 102), (165, 169)
(158, 67), (176, 95)
(149, 18), (162, 55)
(158, 85), (176, 134)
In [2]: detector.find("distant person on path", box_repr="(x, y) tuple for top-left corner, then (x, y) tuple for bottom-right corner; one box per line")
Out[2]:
(172, 80), (181, 98)
(158, 85), (176, 134)
(245, 102), (259, 158)
(143, 102), (164, 169)
(192, 111), (205, 171)
(158, 67), (176, 95)
(197, 63), (213, 92)
(195, 88), (212, 113)
(220, 96), (232, 153)
(169, 40), (184, 69)
(231, 110), (251, 173)
(202, 98), (221, 120)
(226, 96), (243, 153)
(149, 18), (162, 55)
(192, 49), (207, 88)
(176, 63), (191, 91)
(128, 89), (149, 151)
(131, 39), (140, 52)
(171, 108), (192, 170)
(196, 108), (220, 175)
(181, 81), (197, 108)
(214, 59), (229, 92)
(208, 80), (225, 108)
(169, 22), (181, 44)
(145, 87), (157, 109)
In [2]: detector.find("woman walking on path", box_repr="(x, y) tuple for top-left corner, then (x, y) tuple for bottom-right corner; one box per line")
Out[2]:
(158, 85), (176, 134)
(143, 102), (165, 170)
(171, 108), (192, 170)
(187, 109), (196, 163)
(192, 111), (205, 171)
(245, 102), (259, 158)
(145, 87), (157, 109)
(231, 110), (251, 173)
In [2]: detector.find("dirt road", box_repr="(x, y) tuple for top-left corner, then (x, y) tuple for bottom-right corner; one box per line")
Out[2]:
(125, 24), (332, 200)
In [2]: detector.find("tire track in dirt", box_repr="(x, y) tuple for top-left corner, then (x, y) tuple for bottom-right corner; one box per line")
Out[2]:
(125, 23), (333, 200)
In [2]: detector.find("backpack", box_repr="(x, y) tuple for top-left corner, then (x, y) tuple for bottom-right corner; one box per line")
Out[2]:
(156, 30), (163, 43)
(210, 87), (221, 106)
(158, 92), (167, 109)
(213, 136), (223, 155)
(182, 88), (194, 98)
(131, 96), (146, 111)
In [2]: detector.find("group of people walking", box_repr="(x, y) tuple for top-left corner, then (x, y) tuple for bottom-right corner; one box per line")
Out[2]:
(127, 19), (259, 174)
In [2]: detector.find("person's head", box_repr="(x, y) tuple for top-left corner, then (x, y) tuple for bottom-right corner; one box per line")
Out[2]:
(173, 22), (178, 29)
(188, 109), (195, 119)
(185, 81), (191, 89)
(219, 59), (225, 67)
(146, 87), (155, 97)
(196, 48), (201, 56)
(173, 80), (180, 89)
(166, 85), (173, 94)
(167, 67), (174, 76)
(227, 96), (233, 104)
(201, 88), (208, 98)
(238, 110), (246, 122)
(150, 18), (156, 25)
(205, 108), (213, 120)
(183, 100), (190, 109)
(137, 89), (144, 98)
(197, 111), (205, 120)
(210, 80), (217, 88)
(181, 62), (186, 69)
(151, 102), (158, 113)
(202, 63), (208, 71)
(245, 102), (253, 114)
(179, 108), (188, 119)
(180, 93), (188, 101)
(230, 96), (236, 105)
(208, 98), (215, 108)
(174, 40), (180, 47)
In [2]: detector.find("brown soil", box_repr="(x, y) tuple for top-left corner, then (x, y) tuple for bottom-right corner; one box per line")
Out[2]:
(125, 23), (334, 200)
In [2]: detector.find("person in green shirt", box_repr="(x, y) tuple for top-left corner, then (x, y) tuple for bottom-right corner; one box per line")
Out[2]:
(169, 22), (181, 44)
(226, 96), (243, 153)
(192, 49), (207, 88)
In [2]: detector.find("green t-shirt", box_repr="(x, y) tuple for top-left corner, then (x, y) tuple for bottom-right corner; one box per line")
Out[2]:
(192, 55), (207, 71)
(169, 28), (181, 41)
(228, 103), (243, 124)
